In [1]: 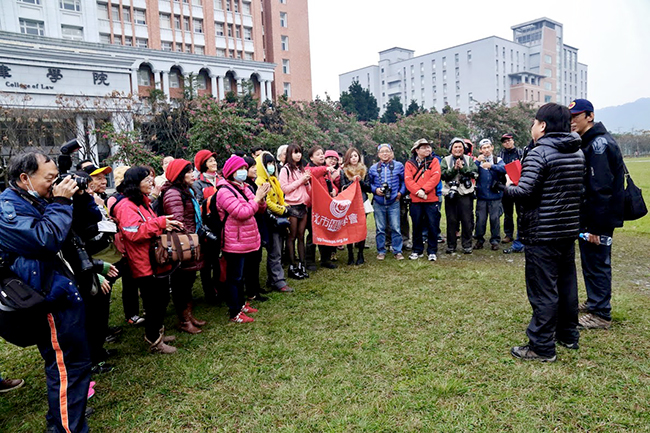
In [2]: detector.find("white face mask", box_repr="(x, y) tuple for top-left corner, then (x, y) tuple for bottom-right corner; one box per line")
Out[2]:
(266, 164), (275, 175)
(234, 169), (248, 182)
(26, 176), (41, 198)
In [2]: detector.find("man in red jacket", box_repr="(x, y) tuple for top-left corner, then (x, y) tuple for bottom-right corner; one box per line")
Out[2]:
(405, 139), (442, 261)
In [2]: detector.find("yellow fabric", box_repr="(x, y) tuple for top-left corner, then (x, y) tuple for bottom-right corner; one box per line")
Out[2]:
(255, 152), (286, 216)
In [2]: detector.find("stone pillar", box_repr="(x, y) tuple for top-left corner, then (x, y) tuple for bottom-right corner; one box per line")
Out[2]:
(236, 78), (243, 95)
(265, 80), (272, 101)
(160, 71), (170, 100)
(210, 75), (218, 98)
(259, 80), (266, 101)
(130, 69), (139, 95)
(217, 76), (225, 100)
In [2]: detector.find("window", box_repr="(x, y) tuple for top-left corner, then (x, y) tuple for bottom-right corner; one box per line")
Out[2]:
(468, 92), (473, 104)
(226, 0), (231, 11)
(60, 0), (81, 12)
(281, 35), (288, 51)
(99, 33), (111, 43)
(174, 15), (181, 30)
(544, 68), (552, 77)
(455, 67), (459, 78)
(97, 4), (108, 19)
(161, 41), (173, 51)
(136, 38), (148, 48)
(175, 44), (183, 52)
(61, 25), (83, 40)
(467, 50), (472, 62)
(169, 71), (182, 88)
(544, 95), (552, 103)
(431, 60), (435, 69)
(235, 27), (240, 38)
(195, 46), (204, 55)
(138, 69), (151, 86)
(456, 95), (460, 107)
(193, 19), (203, 33)
(193, 0), (202, 5)
(282, 59), (290, 74)
(227, 24), (233, 37)
(183, 17), (190, 31)
(122, 7), (131, 22)
(544, 54), (552, 64)
(244, 27), (252, 40)
(280, 0), (286, 3)
(215, 22), (224, 36)
(216, 48), (226, 57)
(134, 9), (146, 25)
(242, 1), (251, 14)
(124, 36), (133, 45)
(454, 53), (459, 65)
(455, 81), (460, 92)
(244, 52), (253, 60)
(19, 0), (41, 4)
(233, 1), (239, 12)
(283, 82), (291, 97)
(19, 19), (44, 36)
(544, 82), (552, 91)
(215, 0), (222, 10)
(280, 12), (288, 27)
(160, 14), (171, 28)
(443, 83), (447, 95)
(442, 57), (446, 67)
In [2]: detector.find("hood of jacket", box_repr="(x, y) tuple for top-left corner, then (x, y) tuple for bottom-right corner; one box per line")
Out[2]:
(255, 151), (276, 182)
(535, 132), (581, 154)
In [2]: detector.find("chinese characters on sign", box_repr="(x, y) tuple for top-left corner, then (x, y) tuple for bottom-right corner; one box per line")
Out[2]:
(46, 68), (63, 83)
(313, 212), (359, 232)
(0, 64), (11, 79)
(93, 72), (110, 86)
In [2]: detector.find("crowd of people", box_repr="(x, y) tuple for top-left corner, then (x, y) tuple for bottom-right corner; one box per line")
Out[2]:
(0, 99), (626, 432)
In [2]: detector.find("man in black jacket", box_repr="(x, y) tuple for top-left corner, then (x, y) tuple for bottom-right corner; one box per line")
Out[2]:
(498, 133), (522, 243)
(570, 99), (625, 330)
(505, 103), (585, 362)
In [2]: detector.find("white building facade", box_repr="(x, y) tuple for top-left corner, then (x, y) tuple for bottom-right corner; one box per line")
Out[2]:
(339, 18), (588, 115)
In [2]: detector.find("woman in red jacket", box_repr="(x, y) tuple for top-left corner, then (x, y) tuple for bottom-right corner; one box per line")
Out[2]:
(162, 159), (206, 334)
(114, 167), (184, 354)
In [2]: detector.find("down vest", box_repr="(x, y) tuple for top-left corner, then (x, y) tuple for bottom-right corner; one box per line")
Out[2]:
(505, 132), (585, 245)
(216, 178), (266, 254)
(161, 184), (203, 271)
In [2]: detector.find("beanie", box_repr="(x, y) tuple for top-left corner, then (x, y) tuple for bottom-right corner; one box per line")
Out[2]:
(194, 149), (217, 171)
(165, 159), (192, 183)
(221, 155), (248, 179)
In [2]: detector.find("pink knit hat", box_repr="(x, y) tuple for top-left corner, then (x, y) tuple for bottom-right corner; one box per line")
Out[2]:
(221, 155), (248, 179)
(324, 150), (339, 159)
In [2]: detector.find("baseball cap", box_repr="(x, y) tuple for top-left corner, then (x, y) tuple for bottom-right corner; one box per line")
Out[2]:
(500, 133), (513, 142)
(568, 99), (594, 114)
(479, 138), (492, 148)
(82, 164), (113, 176)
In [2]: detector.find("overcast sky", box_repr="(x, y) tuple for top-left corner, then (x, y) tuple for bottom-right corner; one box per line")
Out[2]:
(308, 0), (650, 109)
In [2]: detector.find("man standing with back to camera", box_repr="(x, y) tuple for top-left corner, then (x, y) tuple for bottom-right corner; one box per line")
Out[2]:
(506, 103), (585, 362)
(569, 99), (625, 330)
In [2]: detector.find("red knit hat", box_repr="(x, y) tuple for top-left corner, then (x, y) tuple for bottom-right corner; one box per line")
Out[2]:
(194, 149), (217, 171)
(165, 159), (192, 183)
(324, 150), (339, 159)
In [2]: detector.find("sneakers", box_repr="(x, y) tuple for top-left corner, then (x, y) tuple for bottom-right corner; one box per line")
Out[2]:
(503, 248), (523, 254)
(502, 236), (513, 243)
(278, 285), (294, 293)
(91, 361), (115, 375)
(105, 326), (122, 343)
(409, 253), (422, 260)
(474, 241), (484, 250)
(88, 381), (96, 400)
(490, 243), (499, 251)
(230, 312), (254, 323)
(578, 313), (611, 330)
(242, 302), (258, 314)
(126, 315), (145, 326)
(510, 345), (556, 362)
(288, 265), (303, 280)
(463, 248), (473, 255)
(395, 253), (405, 260)
(428, 254), (437, 262)
(377, 253), (386, 261)
(577, 302), (589, 313)
(557, 340), (579, 350)
(0, 378), (25, 393)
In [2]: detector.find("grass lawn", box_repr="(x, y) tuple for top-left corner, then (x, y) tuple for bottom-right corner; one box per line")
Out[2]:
(1, 161), (649, 432)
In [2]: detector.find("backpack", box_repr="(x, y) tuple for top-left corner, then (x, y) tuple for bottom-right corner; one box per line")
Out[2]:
(201, 183), (250, 253)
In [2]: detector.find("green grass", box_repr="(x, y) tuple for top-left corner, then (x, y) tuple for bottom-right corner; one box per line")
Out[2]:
(2, 161), (650, 432)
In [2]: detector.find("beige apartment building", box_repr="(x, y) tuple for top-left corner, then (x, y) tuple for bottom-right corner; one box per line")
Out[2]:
(0, 0), (312, 100)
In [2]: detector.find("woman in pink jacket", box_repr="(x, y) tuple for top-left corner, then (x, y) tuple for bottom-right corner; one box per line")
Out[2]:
(278, 144), (311, 280)
(216, 156), (270, 323)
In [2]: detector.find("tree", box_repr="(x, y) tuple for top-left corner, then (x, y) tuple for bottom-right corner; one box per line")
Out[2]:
(405, 100), (423, 117)
(381, 96), (403, 124)
(469, 101), (537, 152)
(339, 81), (379, 122)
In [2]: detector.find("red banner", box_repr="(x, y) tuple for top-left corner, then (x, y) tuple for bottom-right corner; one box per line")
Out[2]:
(311, 178), (367, 246)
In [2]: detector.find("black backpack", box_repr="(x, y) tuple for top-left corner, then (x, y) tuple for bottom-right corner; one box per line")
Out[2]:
(201, 184), (249, 252)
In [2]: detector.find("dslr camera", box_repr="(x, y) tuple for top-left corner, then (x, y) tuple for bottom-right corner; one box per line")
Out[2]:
(55, 138), (89, 190)
(460, 171), (478, 190)
(447, 181), (460, 199)
(380, 182), (392, 198)
(197, 226), (219, 244)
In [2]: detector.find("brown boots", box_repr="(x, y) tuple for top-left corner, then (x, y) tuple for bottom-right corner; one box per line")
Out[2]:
(145, 327), (177, 354)
(178, 304), (206, 334)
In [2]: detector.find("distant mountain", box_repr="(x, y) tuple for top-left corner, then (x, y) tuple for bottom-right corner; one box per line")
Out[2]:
(597, 98), (650, 133)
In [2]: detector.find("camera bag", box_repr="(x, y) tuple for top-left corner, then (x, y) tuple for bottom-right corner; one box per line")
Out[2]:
(623, 163), (648, 221)
(152, 232), (201, 266)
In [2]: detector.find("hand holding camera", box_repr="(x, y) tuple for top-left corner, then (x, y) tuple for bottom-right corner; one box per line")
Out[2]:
(53, 176), (79, 199)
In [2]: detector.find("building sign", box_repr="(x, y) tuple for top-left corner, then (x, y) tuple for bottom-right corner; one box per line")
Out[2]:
(0, 63), (130, 97)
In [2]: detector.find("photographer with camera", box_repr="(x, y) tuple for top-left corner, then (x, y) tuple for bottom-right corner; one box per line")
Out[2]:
(440, 138), (479, 254)
(0, 152), (92, 433)
(369, 143), (406, 260)
(405, 139), (442, 262)
(473, 139), (506, 251)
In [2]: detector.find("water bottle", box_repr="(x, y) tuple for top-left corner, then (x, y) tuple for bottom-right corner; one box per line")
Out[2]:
(579, 233), (612, 246)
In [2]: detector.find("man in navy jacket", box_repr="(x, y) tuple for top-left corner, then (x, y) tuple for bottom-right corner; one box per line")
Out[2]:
(474, 139), (506, 250)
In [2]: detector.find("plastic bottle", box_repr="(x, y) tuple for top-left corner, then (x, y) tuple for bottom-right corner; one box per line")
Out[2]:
(579, 233), (612, 246)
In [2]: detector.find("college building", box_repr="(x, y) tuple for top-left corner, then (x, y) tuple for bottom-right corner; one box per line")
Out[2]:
(339, 17), (588, 114)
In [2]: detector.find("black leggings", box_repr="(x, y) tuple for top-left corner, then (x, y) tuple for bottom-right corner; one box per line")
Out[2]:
(287, 214), (308, 265)
(135, 276), (170, 342)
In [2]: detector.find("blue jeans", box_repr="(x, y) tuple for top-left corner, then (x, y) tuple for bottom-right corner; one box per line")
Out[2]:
(410, 202), (440, 255)
(374, 200), (402, 254)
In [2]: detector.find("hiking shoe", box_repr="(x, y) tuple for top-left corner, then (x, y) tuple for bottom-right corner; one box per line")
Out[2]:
(510, 345), (556, 362)
(242, 303), (258, 314)
(409, 253), (422, 260)
(377, 253), (386, 261)
(278, 285), (294, 293)
(491, 243), (499, 251)
(230, 312), (254, 323)
(395, 253), (405, 260)
(578, 313), (611, 330)
(0, 378), (25, 393)
(502, 236), (513, 243)
(463, 248), (473, 254)
(126, 315), (145, 326)
(474, 242), (484, 250)
(578, 302), (589, 313)
(428, 254), (437, 262)
(557, 340), (579, 350)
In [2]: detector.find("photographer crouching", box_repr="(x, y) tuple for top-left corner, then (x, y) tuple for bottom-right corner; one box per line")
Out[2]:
(0, 152), (92, 433)
(440, 137), (479, 254)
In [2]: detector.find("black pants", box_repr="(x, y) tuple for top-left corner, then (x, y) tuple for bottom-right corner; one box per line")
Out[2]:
(170, 270), (196, 318)
(244, 247), (263, 298)
(579, 235), (613, 321)
(80, 286), (111, 365)
(524, 241), (579, 357)
(200, 244), (220, 301)
(410, 202), (440, 255)
(114, 257), (140, 320)
(445, 195), (474, 250)
(224, 251), (251, 318)
(502, 195), (516, 239)
(474, 199), (502, 245)
(135, 276), (171, 342)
